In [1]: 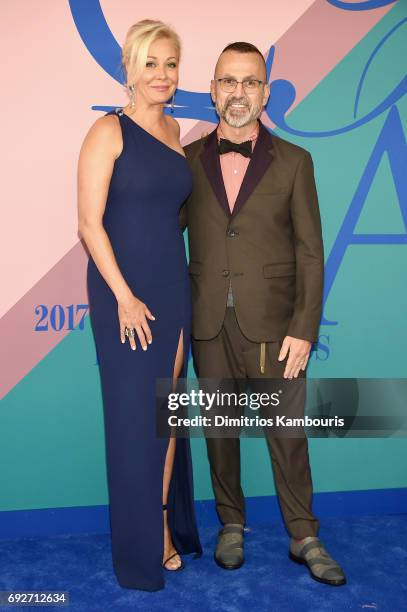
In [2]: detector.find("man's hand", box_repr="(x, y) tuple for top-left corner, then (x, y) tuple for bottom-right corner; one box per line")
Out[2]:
(278, 336), (311, 379)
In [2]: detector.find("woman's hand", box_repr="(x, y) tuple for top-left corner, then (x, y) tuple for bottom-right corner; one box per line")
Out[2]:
(118, 294), (155, 351)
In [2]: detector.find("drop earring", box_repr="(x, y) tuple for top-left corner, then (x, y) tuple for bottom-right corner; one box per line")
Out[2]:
(128, 84), (136, 108)
(170, 91), (176, 114)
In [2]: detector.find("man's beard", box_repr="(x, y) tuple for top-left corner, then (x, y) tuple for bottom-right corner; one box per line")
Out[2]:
(216, 95), (263, 128)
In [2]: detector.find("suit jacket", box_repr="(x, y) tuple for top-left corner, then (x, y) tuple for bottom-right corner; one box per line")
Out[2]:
(179, 121), (324, 343)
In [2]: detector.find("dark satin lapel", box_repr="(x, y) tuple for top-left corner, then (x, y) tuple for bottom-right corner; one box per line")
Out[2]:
(232, 122), (274, 218)
(199, 128), (231, 218)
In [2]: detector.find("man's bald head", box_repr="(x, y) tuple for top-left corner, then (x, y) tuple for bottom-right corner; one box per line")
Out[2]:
(215, 41), (267, 82)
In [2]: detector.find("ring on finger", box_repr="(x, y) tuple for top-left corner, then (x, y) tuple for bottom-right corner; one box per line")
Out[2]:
(125, 326), (135, 338)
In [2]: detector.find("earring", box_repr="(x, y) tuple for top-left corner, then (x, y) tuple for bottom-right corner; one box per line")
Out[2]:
(128, 84), (135, 108)
(170, 91), (176, 114)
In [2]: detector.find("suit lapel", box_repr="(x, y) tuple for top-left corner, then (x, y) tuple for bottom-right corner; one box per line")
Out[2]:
(199, 121), (274, 219)
(199, 128), (231, 218)
(232, 122), (274, 218)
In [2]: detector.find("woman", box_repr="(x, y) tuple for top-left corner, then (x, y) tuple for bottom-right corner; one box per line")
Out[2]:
(77, 19), (202, 591)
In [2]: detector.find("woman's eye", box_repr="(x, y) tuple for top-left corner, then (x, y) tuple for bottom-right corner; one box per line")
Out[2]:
(146, 62), (156, 68)
(167, 62), (177, 69)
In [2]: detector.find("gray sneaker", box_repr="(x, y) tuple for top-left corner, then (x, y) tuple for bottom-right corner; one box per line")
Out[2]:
(289, 536), (346, 586)
(214, 523), (244, 570)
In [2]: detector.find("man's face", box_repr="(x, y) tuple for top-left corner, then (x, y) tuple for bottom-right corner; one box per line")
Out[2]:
(211, 50), (269, 128)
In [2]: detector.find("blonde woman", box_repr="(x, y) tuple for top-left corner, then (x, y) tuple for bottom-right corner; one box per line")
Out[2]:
(77, 20), (202, 591)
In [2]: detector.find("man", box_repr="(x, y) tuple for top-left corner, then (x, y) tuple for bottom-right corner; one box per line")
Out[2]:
(180, 42), (346, 586)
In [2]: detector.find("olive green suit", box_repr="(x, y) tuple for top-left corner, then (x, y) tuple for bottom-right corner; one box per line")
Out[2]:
(179, 122), (323, 538)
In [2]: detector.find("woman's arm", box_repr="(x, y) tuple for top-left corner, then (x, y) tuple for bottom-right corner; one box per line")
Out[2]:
(78, 115), (130, 302)
(77, 115), (154, 350)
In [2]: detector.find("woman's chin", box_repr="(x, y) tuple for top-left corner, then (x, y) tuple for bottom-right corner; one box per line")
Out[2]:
(149, 94), (174, 106)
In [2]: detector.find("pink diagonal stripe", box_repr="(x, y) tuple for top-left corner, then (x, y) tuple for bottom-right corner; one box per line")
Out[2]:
(0, 243), (89, 399)
(264, 0), (394, 126)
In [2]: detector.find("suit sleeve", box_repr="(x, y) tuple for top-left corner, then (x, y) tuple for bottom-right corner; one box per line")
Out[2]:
(286, 151), (324, 343)
(178, 143), (196, 231)
(179, 200), (188, 231)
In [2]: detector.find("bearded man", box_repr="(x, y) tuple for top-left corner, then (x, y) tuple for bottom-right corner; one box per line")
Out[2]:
(180, 42), (346, 586)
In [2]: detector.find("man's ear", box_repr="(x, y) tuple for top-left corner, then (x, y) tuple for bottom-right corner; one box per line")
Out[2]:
(262, 83), (270, 107)
(210, 79), (216, 104)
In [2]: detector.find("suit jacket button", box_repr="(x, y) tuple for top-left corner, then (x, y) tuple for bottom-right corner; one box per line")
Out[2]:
(227, 229), (238, 237)
(222, 269), (230, 277)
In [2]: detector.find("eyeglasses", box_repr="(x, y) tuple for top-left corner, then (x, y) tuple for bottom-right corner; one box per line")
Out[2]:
(215, 78), (264, 93)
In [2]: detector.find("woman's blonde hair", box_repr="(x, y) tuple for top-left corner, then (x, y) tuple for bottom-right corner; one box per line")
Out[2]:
(122, 19), (181, 87)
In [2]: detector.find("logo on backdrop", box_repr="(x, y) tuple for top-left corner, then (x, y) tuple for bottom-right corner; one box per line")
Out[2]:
(67, 0), (406, 354)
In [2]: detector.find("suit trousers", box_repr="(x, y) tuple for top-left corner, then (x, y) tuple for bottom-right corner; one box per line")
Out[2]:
(191, 307), (320, 539)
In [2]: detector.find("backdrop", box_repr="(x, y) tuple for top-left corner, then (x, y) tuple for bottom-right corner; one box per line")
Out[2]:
(1, 0), (406, 531)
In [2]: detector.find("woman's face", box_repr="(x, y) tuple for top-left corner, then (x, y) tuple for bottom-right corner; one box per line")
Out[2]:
(133, 37), (179, 106)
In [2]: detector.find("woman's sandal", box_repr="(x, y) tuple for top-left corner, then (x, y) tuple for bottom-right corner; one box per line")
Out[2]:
(162, 504), (185, 571)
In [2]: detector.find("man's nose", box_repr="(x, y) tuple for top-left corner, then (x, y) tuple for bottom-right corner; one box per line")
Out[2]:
(234, 81), (245, 95)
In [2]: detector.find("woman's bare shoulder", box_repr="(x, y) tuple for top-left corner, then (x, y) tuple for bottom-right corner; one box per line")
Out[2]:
(81, 113), (123, 158)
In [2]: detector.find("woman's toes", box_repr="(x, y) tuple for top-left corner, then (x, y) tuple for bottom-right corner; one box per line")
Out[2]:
(164, 551), (181, 570)
(168, 558), (180, 569)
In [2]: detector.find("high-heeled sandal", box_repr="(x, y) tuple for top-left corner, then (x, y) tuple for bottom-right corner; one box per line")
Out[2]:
(162, 503), (185, 571)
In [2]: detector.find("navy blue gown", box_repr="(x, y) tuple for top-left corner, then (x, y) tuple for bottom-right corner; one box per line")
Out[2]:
(86, 107), (202, 591)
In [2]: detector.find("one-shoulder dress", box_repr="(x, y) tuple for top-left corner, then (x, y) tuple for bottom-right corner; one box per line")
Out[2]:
(86, 108), (202, 591)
